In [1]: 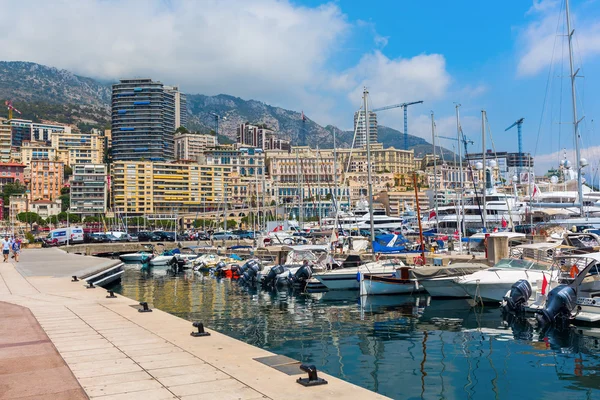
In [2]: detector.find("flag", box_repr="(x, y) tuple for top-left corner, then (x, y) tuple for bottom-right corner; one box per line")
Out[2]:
(532, 184), (539, 198)
(501, 216), (507, 228)
(453, 230), (459, 240)
(541, 274), (549, 296)
(428, 210), (436, 221)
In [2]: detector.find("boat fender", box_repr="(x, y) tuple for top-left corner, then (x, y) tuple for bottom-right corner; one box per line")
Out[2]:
(570, 265), (579, 278)
(356, 272), (361, 282)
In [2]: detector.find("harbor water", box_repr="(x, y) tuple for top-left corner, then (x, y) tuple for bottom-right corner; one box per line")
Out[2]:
(112, 264), (600, 400)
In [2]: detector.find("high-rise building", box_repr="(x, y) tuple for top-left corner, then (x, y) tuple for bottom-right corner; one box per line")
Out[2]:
(70, 164), (108, 216)
(111, 79), (186, 161)
(0, 123), (12, 162)
(236, 123), (290, 151)
(353, 110), (378, 147)
(175, 133), (217, 160)
(29, 160), (64, 201)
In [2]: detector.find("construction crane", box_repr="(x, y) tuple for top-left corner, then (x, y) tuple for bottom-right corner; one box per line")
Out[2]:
(505, 118), (524, 170)
(5, 100), (21, 120)
(210, 112), (225, 137)
(437, 134), (474, 156)
(372, 100), (423, 151)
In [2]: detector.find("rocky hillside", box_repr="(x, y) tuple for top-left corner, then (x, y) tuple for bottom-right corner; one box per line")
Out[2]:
(0, 61), (453, 157)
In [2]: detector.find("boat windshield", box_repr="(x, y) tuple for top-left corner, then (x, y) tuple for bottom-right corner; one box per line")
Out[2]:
(494, 258), (548, 271)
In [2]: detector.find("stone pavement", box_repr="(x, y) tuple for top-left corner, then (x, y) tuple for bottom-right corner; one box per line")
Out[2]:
(0, 248), (388, 400)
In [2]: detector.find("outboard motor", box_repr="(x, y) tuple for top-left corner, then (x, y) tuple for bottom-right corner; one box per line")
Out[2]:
(536, 284), (577, 329)
(292, 265), (313, 291)
(503, 279), (532, 315)
(263, 265), (285, 288)
(275, 269), (292, 287)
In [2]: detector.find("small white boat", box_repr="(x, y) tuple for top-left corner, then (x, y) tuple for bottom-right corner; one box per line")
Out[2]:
(410, 263), (489, 298)
(149, 254), (178, 266)
(360, 266), (422, 296)
(313, 260), (402, 291)
(119, 251), (154, 263)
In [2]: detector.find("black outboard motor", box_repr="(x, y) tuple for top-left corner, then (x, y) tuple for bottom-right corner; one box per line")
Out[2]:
(536, 284), (577, 329)
(503, 279), (532, 315)
(292, 265), (313, 291)
(263, 265), (285, 288)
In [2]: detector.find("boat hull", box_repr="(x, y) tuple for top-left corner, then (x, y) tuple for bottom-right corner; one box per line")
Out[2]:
(119, 252), (153, 263)
(418, 278), (470, 298)
(360, 274), (421, 296)
(150, 255), (176, 266)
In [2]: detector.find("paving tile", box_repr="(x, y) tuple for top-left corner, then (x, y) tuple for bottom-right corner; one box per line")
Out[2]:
(84, 378), (164, 397)
(55, 341), (112, 353)
(69, 357), (136, 372)
(140, 357), (205, 370)
(132, 351), (199, 364)
(169, 378), (247, 397)
(89, 387), (177, 400)
(118, 341), (174, 352)
(149, 364), (217, 379)
(158, 370), (230, 387)
(78, 370), (153, 388)
(122, 345), (183, 358)
(65, 351), (128, 365)
(180, 387), (267, 400)
(73, 362), (143, 379)
(61, 347), (118, 359)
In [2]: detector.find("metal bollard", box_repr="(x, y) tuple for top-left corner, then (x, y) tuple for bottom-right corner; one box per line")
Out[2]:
(86, 281), (95, 289)
(190, 322), (211, 337)
(138, 302), (152, 312)
(106, 290), (117, 298)
(71, 276), (79, 282)
(296, 364), (328, 387)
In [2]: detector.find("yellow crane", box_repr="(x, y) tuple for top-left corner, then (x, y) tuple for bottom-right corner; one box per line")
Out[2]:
(4, 100), (21, 120)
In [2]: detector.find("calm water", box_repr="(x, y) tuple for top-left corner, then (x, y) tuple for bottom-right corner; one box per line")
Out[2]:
(112, 264), (600, 400)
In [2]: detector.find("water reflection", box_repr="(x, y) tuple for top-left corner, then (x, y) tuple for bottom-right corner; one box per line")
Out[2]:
(112, 265), (600, 399)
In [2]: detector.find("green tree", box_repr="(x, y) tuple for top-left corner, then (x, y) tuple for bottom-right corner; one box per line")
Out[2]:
(17, 212), (42, 228)
(2, 181), (26, 212)
(270, 200), (276, 206)
(63, 165), (73, 180)
(226, 219), (237, 229)
(57, 212), (80, 223)
(46, 215), (59, 225)
(59, 194), (70, 212)
(193, 219), (211, 229)
(60, 186), (70, 195)
(83, 216), (99, 223)
(175, 126), (190, 134)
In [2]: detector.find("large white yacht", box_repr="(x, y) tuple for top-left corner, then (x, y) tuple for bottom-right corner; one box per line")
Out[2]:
(433, 192), (526, 233)
(322, 199), (410, 232)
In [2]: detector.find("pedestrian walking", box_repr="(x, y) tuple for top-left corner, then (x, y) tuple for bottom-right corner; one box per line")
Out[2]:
(12, 237), (21, 263)
(1, 236), (11, 262)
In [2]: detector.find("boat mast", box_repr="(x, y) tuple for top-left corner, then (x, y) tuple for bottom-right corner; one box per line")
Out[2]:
(566, 0), (584, 217)
(482, 109), (487, 231)
(431, 112), (439, 227)
(413, 172), (426, 264)
(296, 148), (303, 229)
(364, 87), (375, 243)
(223, 183), (227, 231)
(455, 104), (463, 252)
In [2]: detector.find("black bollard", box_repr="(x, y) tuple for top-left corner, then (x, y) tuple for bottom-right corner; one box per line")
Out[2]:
(106, 290), (117, 298)
(86, 281), (95, 289)
(138, 302), (152, 312)
(190, 322), (211, 337)
(296, 364), (328, 387)
(71, 276), (79, 282)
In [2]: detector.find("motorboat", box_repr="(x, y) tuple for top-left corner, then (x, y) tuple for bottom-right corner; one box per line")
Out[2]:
(410, 263), (489, 298)
(454, 256), (558, 302)
(313, 260), (403, 291)
(178, 247), (201, 262)
(359, 266), (423, 296)
(119, 251), (154, 263)
(372, 234), (421, 255)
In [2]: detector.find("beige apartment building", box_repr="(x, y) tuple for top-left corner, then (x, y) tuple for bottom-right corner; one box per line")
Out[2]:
(175, 133), (217, 160)
(29, 160), (64, 201)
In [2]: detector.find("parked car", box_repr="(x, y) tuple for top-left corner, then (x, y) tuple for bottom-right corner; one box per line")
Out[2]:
(152, 231), (176, 242)
(212, 231), (240, 240)
(232, 230), (255, 239)
(195, 232), (210, 241)
(137, 231), (152, 241)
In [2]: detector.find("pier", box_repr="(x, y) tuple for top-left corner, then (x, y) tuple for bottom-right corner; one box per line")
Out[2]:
(0, 248), (387, 400)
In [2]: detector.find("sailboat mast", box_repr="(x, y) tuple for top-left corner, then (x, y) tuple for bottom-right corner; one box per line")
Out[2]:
(431, 112), (439, 227)
(565, 0), (584, 216)
(482, 109), (487, 231)
(296, 148), (303, 229)
(455, 104), (463, 252)
(364, 87), (375, 243)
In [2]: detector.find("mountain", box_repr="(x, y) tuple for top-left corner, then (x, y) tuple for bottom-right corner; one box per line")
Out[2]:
(0, 61), (453, 157)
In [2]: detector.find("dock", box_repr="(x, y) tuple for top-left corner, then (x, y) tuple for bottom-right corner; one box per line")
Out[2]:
(0, 248), (388, 400)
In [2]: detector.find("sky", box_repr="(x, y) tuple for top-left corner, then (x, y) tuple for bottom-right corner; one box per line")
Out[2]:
(2, 0), (600, 175)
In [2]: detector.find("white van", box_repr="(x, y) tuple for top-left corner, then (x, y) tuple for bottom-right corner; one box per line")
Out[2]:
(47, 227), (84, 245)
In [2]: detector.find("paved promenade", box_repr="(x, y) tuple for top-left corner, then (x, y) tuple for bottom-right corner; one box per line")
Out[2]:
(0, 248), (388, 400)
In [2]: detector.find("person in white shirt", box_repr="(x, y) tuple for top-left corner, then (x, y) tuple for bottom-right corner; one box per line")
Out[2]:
(1, 236), (11, 263)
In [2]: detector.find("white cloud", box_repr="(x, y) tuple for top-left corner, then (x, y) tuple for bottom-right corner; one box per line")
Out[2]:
(517, 1), (600, 76)
(338, 51), (451, 108)
(0, 0), (349, 112)
(533, 146), (600, 176)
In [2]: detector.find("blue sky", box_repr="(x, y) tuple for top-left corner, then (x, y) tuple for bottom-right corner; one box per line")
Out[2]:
(2, 0), (600, 173)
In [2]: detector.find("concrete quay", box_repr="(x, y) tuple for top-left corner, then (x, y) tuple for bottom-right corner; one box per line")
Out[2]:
(0, 248), (388, 400)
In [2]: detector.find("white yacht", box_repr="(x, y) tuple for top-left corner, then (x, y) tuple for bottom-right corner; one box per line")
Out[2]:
(322, 200), (410, 232)
(433, 192), (526, 233)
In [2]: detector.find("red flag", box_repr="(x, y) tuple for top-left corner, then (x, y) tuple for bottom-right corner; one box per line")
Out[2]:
(428, 210), (436, 221)
(453, 230), (459, 240)
(533, 184), (539, 198)
(501, 216), (507, 228)
(541, 274), (549, 295)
